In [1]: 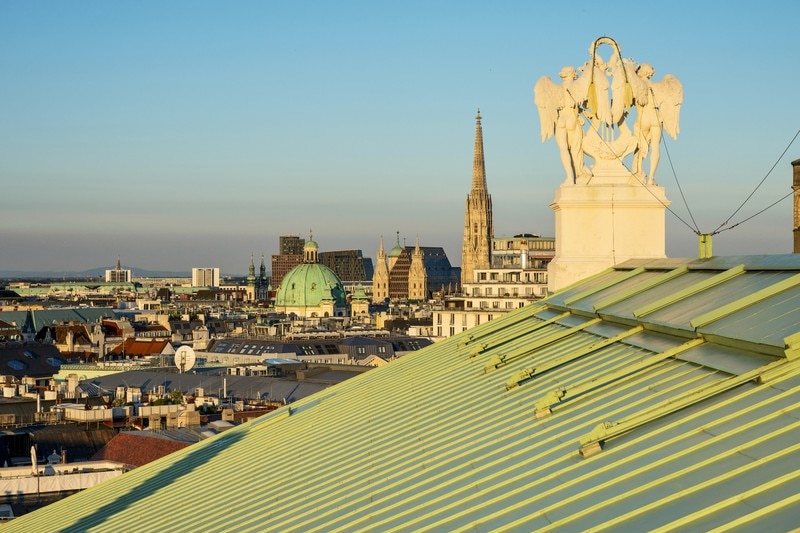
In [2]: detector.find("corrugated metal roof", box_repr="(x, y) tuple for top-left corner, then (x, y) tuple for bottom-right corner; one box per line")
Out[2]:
(6, 255), (800, 531)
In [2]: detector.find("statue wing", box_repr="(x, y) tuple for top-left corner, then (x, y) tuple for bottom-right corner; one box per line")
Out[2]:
(533, 75), (561, 143)
(651, 74), (683, 139)
(627, 61), (650, 106)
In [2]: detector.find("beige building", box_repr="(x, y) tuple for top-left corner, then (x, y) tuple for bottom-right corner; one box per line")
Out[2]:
(191, 267), (220, 288)
(434, 235), (553, 339)
(460, 110), (493, 287)
(372, 237), (390, 302)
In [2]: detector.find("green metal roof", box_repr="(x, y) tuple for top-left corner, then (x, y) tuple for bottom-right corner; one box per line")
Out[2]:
(274, 263), (347, 308)
(0, 308), (117, 331)
(8, 255), (800, 532)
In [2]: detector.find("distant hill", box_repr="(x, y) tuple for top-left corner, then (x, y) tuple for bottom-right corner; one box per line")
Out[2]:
(0, 266), (192, 280)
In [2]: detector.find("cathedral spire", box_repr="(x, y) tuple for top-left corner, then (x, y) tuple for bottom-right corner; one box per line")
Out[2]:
(472, 109), (487, 191)
(461, 109), (493, 287)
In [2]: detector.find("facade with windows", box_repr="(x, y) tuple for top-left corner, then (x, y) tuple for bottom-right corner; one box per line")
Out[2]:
(433, 235), (554, 338)
(105, 256), (132, 283)
(191, 267), (221, 288)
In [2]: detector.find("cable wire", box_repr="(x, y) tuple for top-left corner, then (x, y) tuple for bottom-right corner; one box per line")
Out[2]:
(712, 188), (794, 234)
(578, 110), (701, 236)
(711, 129), (800, 235)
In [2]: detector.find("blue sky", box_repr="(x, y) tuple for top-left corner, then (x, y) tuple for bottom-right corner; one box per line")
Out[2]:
(2, 1), (799, 275)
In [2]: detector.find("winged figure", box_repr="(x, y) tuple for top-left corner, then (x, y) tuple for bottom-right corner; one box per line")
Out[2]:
(533, 66), (592, 183)
(622, 62), (684, 183)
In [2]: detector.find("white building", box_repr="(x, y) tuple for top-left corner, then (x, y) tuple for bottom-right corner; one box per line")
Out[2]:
(105, 256), (132, 283)
(433, 235), (554, 338)
(192, 267), (221, 288)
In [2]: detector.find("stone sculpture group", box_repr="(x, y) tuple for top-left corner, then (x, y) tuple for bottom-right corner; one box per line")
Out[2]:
(534, 36), (683, 185)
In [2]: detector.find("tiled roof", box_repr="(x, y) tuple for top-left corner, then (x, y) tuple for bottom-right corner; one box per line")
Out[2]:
(90, 432), (191, 467)
(108, 338), (171, 356)
(7, 255), (800, 531)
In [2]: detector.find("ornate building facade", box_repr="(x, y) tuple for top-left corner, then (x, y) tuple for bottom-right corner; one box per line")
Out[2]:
(372, 233), (455, 303)
(461, 110), (493, 287)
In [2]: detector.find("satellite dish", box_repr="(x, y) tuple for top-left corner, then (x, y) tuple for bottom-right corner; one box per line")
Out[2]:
(175, 346), (196, 373)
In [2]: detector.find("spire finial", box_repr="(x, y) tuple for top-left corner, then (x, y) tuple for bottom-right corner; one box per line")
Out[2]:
(472, 110), (487, 191)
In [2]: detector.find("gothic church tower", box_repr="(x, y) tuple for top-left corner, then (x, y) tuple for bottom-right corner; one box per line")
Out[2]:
(408, 236), (427, 301)
(372, 236), (390, 302)
(461, 110), (493, 286)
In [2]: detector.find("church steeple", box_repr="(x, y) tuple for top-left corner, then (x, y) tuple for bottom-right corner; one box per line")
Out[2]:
(377, 236), (386, 260)
(372, 235), (390, 303)
(247, 253), (256, 285)
(472, 109), (488, 191)
(461, 109), (493, 287)
(408, 235), (427, 301)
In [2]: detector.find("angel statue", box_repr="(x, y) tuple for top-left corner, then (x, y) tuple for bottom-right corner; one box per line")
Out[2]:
(534, 65), (592, 184)
(535, 37), (684, 186)
(624, 62), (683, 184)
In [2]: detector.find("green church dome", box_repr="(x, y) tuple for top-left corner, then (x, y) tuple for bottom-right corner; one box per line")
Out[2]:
(274, 263), (347, 308)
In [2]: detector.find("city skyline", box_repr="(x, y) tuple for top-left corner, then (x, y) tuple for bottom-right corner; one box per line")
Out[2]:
(3, 1), (800, 275)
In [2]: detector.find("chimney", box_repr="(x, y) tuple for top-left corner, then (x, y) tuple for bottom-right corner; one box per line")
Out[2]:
(794, 159), (800, 253)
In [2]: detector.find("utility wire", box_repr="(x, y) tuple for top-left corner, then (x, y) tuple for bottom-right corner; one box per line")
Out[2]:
(713, 188), (794, 234)
(660, 138), (700, 234)
(579, 112), (701, 236)
(711, 129), (800, 235)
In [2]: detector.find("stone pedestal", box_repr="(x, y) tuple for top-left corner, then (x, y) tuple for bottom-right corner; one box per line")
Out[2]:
(547, 178), (670, 293)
